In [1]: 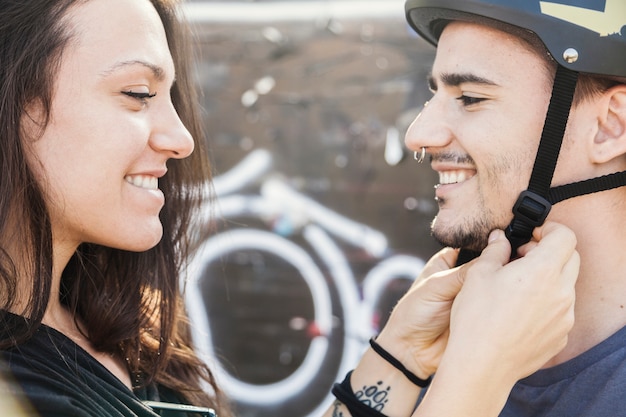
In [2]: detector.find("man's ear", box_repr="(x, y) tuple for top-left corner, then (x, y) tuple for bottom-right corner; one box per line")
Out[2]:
(592, 85), (626, 164)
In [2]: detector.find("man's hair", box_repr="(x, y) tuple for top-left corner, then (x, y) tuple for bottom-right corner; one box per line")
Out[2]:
(576, 74), (626, 105)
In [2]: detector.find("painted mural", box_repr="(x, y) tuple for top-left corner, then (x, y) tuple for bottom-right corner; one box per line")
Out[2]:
(182, 1), (440, 415)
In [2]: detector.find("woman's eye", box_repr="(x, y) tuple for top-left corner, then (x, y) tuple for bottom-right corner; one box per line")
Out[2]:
(122, 90), (157, 103)
(456, 95), (485, 106)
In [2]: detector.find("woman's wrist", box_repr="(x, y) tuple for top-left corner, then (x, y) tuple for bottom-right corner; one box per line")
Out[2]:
(338, 345), (423, 417)
(412, 344), (514, 417)
(368, 338), (432, 388)
(374, 330), (435, 381)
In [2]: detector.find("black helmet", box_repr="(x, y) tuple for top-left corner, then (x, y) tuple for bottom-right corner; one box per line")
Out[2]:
(405, 0), (626, 78)
(404, 0), (626, 260)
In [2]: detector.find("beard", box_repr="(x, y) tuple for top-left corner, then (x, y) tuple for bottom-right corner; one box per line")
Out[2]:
(431, 218), (490, 252)
(430, 197), (505, 253)
(427, 150), (527, 253)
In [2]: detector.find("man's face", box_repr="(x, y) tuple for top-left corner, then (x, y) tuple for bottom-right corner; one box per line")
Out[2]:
(405, 21), (554, 251)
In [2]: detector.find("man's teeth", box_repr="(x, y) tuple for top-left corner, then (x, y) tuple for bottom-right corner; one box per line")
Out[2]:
(439, 171), (470, 185)
(125, 175), (158, 190)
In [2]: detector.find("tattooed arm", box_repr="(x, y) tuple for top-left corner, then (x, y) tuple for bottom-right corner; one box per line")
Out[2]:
(326, 345), (423, 417)
(322, 242), (462, 417)
(412, 224), (578, 416)
(323, 224), (579, 417)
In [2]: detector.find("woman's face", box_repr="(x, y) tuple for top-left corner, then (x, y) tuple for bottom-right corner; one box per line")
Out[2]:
(24, 0), (194, 253)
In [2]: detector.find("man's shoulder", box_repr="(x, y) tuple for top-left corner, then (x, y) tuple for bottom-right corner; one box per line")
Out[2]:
(502, 324), (626, 416)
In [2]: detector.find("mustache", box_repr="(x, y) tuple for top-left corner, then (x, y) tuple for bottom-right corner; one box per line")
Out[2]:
(430, 151), (475, 165)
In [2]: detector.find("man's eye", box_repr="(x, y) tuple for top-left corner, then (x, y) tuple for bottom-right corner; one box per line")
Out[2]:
(456, 95), (484, 106)
(122, 90), (157, 102)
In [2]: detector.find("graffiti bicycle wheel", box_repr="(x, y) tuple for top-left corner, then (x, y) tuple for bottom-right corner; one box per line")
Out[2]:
(185, 228), (340, 415)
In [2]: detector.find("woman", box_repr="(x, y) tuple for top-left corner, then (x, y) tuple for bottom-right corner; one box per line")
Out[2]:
(0, 0), (230, 415)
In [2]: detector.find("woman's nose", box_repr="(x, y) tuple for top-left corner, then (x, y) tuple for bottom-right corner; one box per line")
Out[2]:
(404, 98), (453, 153)
(150, 101), (195, 159)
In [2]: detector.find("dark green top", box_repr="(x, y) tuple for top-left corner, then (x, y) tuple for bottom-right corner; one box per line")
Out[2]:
(0, 312), (203, 417)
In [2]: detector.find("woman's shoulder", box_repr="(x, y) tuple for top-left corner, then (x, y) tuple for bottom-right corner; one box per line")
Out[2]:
(0, 311), (159, 417)
(0, 310), (88, 369)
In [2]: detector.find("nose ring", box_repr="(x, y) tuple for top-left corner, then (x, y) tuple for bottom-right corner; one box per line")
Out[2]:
(414, 147), (426, 164)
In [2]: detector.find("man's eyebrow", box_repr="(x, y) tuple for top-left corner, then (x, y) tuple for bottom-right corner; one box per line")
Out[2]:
(100, 60), (167, 81)
(427, 72), (499, 90)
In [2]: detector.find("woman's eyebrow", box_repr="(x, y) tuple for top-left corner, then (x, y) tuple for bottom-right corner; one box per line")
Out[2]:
(100, 60), (167, 81)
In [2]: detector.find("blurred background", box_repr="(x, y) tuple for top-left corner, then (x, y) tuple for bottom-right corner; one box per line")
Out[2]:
(181, 1), (440, 415)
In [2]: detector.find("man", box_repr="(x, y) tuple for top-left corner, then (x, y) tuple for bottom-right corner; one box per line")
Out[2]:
(325, 1), (626, 416)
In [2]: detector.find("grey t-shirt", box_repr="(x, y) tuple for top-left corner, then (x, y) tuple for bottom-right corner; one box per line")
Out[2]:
(501, 325), (626, 416)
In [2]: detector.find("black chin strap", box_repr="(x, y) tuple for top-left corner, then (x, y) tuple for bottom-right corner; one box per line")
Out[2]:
(457, 169), (626, 265)
(503, 66), (579, 255)
(457, 66), (579, 266)
(548, 171), (626, 204)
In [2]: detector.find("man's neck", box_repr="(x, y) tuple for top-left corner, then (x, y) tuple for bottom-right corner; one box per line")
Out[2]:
(543, 194), (626, 367)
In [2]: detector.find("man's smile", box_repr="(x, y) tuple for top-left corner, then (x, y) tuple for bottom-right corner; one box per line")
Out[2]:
(437, 169), (476, 186)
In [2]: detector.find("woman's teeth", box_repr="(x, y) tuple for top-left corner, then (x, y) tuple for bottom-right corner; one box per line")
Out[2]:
(125, 175), (158, 190)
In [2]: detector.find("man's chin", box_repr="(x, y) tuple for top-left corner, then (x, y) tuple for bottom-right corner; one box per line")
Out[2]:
(431, 223), (490, 253)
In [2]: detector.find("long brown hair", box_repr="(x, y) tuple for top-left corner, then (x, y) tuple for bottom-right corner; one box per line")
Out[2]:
(0, 0), (229, 413)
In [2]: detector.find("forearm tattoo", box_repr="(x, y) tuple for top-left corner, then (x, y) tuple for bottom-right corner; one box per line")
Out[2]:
(356, 380), (390, 411)
(333, 380), (391, 415)
(332, 400), (345, 416)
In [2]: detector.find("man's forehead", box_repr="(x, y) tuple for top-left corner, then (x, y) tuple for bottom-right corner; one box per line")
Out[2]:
(436, 20), (549, 66)
(431, 22), (552, 87)
(441, 20), (531, 46)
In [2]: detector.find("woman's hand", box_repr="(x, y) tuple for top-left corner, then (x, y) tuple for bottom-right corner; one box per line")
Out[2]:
(414, 222), (579, 417)
(377, 221), (579, 383)
(323, 247), (466, 417)
(326, 221), (579, 417)
(375, 246), (464, 379)
(445, 222), (579, 384)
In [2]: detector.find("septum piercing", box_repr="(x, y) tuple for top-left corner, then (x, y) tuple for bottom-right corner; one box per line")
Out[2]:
(414, 147), (426, 164)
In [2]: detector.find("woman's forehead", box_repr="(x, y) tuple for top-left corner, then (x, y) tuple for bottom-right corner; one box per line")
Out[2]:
(61, 0), (174, 81)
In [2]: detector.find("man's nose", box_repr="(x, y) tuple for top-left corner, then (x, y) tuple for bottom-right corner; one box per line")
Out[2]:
(404, 98), (454, 153)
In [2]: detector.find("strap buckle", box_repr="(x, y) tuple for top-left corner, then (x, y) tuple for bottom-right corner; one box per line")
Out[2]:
(511, 190), (552, 228)
(505, 191), (552, 255)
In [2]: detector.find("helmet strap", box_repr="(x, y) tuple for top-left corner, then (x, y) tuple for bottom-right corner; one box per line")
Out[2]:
(504, 65), (579, 256)
(456, 65), (579, 266)
(549, 171), (626, 203)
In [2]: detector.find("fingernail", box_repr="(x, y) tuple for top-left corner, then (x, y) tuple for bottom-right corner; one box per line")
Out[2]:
(488, 230), (502, 243)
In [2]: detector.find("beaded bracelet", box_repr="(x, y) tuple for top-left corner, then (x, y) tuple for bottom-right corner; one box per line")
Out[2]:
(331, 371), (387, 417)
(369, 338), (432, 388)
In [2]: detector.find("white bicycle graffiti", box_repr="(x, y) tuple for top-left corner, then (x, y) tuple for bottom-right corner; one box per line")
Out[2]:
(185, 149), (425, 416)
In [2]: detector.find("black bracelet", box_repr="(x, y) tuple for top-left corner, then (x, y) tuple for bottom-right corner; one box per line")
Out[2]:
(331, 371), (387, 417)
(369, 338), (432, 388)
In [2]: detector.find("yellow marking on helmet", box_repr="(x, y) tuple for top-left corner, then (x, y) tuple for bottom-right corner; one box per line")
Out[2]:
(540, 0), (625, 37)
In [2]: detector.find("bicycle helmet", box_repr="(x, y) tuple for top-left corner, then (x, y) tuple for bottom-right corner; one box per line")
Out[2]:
(406, 0), (626, 77)
(404, 0), (626, 258)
